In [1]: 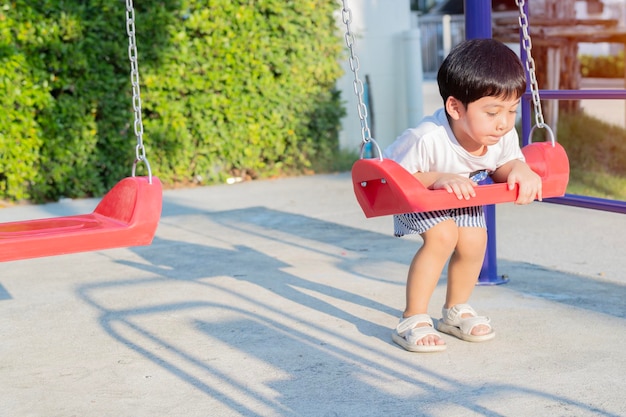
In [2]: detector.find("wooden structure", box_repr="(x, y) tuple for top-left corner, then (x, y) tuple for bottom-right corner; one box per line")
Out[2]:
(493, 0), (626, 130)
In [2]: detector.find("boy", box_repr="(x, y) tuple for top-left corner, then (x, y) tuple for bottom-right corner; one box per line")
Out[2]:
(386, 38), (542, 352)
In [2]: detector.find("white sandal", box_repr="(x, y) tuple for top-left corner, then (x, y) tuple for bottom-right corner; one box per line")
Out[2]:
(392, 314), (447, 352)
(437, 304), (495, 342)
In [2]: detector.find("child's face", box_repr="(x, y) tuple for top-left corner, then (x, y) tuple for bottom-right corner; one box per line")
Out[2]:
(448, 95), (520, 154)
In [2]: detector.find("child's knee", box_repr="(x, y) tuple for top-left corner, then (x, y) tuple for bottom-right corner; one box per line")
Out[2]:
(423, 220), (459, 251)
(456, 227), (487, 255)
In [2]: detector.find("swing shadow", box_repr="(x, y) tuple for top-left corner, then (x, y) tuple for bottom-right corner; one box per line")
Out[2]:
(154, 200), (626, 320)
(0, 283), (11, 300)
(72, 201), (624, 416)
(498, 259), (626, 319)
(79, 277), (617, 417)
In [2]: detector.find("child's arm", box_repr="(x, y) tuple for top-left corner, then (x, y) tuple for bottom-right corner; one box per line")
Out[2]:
(491, 159), (543, 204)
(414, 172), (479, 201)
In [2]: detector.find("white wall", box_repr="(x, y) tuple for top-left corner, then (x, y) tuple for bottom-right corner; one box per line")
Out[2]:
(336, 0), (415, 152)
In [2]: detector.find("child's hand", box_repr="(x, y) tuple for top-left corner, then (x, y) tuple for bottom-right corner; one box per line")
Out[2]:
(506, 163), (543, 204)
(431, 174), (478, 200)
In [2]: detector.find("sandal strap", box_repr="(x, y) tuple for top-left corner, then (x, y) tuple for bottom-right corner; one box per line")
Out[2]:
(396, 314), (442, 345)
(442, 304), (492, 334)
(442, 304), (477, 323)
(404, 326), (442, 346)
(457, 316), (491, 335)
(396, 313), (434, 336)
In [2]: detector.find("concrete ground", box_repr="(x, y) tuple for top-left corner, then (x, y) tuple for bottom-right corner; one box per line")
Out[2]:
(0, 172), (625, 417)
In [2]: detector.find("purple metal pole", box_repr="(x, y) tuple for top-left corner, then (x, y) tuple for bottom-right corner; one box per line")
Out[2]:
(464, 0), (507, 285)
(465, 0), (492, 39)
(522, 87), (626, 214)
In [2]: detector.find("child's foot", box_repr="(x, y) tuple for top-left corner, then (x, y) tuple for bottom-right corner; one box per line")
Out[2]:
(437, 304), (495, 342)
(392, 314), (447, 352)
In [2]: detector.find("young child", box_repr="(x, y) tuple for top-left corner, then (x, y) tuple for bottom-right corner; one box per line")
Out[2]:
(385, 38), (542, 352)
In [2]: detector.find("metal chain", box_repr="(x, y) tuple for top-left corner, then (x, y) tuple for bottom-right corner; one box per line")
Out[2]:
(126, 0), (152, 179)
(340, 0), (372, 146)
(516, 0), (546, 129)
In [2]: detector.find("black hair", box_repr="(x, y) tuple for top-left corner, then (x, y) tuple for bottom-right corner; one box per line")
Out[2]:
(437, 38), (526, 107)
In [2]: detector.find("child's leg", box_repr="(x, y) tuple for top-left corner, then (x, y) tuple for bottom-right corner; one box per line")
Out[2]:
(444, 226), (490, 336)
(405, 219), (458, 316)
(402, 219), (459, 346)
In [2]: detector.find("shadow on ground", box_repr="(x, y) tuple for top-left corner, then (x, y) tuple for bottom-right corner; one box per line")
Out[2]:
(70, 201), (624, 416)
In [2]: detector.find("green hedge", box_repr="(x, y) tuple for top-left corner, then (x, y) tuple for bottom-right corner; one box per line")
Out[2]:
(0, 0), (345, 202)
(579, 51), (625, 78)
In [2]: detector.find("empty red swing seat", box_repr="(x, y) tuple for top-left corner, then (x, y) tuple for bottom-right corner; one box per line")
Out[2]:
(0, 176), (162, 262)
(352, 141), (570, 218)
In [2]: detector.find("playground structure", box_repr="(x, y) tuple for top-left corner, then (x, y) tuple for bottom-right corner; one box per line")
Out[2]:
(460, 0), (626, 287)
(479, 0), (626, 282)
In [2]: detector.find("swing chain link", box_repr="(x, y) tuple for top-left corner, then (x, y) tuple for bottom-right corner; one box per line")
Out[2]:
(126, 0), (153, 180)
(340, 0), (373, 146)
(516, 0), (546, 129)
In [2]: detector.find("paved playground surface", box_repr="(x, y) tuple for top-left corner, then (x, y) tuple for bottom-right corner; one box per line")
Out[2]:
(0, 172), (624, 417)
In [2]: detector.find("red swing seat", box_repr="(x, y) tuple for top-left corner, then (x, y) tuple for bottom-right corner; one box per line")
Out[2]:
(352, 141), (570, 218)
(0, 176), (162, 262)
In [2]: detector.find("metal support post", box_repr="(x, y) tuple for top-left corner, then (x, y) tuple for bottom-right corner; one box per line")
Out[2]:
(465, 0), (508, 285)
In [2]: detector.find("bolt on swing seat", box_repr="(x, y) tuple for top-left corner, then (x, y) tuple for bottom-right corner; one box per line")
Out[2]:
(352, 140), (570, 218)
(0, 176), (162, 262)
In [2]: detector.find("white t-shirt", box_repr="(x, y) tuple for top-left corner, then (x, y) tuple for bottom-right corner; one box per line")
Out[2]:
(383, 108), (524, 178)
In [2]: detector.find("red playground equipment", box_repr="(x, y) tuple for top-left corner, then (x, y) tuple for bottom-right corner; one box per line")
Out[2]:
(352, 139), (569, 218)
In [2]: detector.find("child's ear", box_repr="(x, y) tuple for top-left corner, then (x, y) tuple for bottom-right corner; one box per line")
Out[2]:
(445, 97), (463, 120)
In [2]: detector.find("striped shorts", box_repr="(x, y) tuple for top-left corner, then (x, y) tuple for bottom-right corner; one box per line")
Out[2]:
(393, 206), (486, 236)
